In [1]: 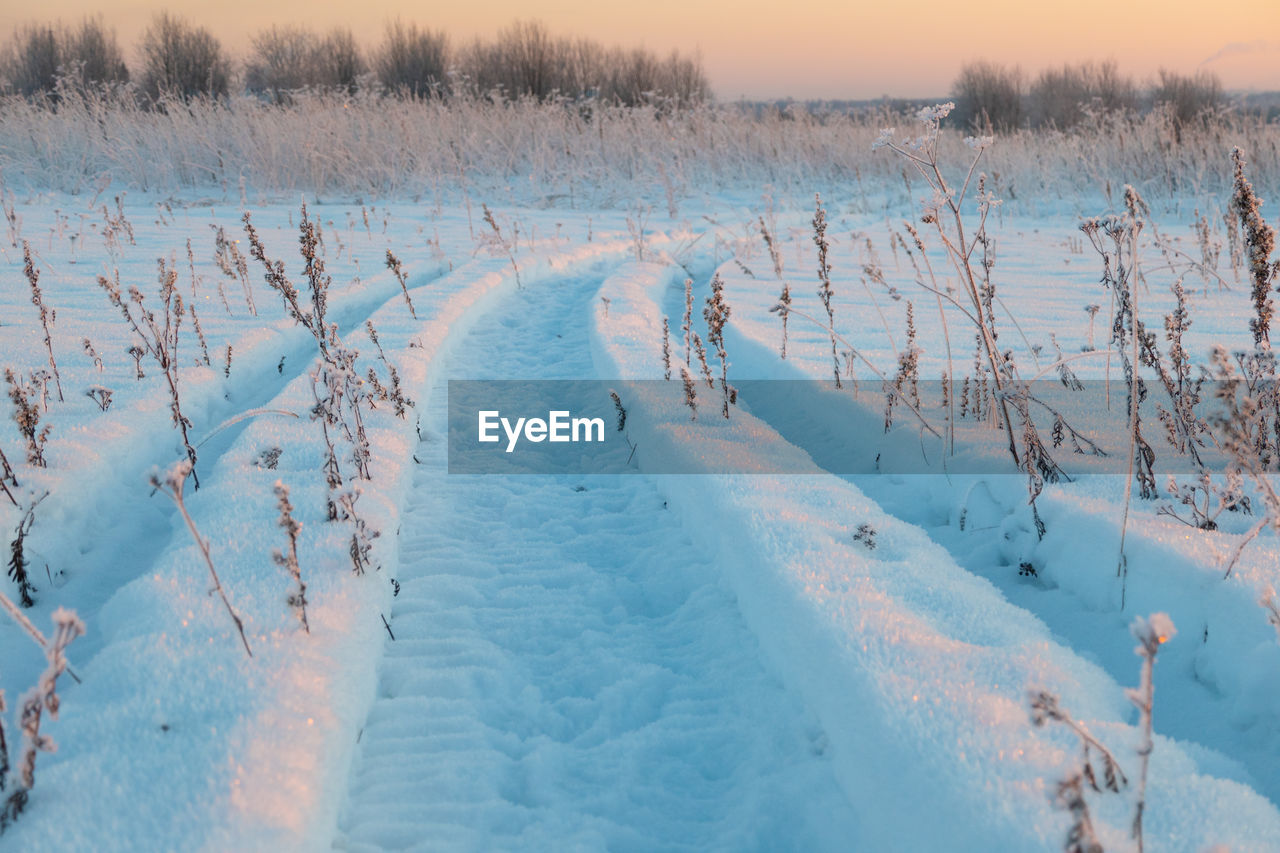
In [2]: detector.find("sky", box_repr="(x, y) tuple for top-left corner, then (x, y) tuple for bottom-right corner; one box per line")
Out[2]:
(3, 0), (1278, 98)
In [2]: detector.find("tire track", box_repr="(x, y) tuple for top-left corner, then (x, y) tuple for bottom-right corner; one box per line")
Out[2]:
(336, 267), (858, 851)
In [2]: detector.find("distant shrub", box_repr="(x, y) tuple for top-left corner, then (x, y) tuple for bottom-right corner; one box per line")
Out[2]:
(551, 37), (609, 100)
(605, 46), (710, 107)
(245, 25), (365, 100)
(1029, 60), (1136, 128)
(3, 15), (711, 107)
(1153, 68), (1224, 133)
(2, 25), (60, 97)
(316, 28), (364, 94)
(456, 19), (709, 106)
(61, 17), (129, 92)
(654, 48), (712, 106)
(951, 60), (1024, 131)
(490, 19), (556, 100)
(1, 18), (128, 97)
(953, 60), (1224, 135)
(373, 20), (448, 98)
(244, 26), (317, 99)
(138, 12), (230, 101)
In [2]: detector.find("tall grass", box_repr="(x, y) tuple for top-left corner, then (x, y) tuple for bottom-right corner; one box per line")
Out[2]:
(0, 89), (1273, 208)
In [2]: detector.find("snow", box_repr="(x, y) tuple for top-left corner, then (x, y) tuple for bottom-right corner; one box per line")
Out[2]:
(712, 203), (1280, 815)
(589, 260), (1280, 850)
(1, 170), (1280, 852)
(0, 201), (686, 849)
(337, 267), (857, 851)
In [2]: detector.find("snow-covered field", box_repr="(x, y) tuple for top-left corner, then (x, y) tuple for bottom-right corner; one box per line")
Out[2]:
(2, 103), (1280, 851)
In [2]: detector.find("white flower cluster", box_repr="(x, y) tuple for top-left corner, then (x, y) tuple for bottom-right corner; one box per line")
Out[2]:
(1131, 612), (1176, 648)
(915, 102), (955, 123)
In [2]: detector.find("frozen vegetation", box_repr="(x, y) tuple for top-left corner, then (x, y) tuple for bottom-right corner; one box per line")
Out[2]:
(0, 90), (1279, 851)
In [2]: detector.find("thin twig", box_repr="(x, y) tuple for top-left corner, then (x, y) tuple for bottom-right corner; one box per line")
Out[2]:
(151, 462), (252, 657)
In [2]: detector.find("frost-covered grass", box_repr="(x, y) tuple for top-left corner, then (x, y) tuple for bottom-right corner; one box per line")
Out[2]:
(0, 90), (1277, 210)
(0, 193), (665, 847)
(1, 100), (1280, 849)
(592, 260), (1280, 850)
(697, 123), (1280, 845)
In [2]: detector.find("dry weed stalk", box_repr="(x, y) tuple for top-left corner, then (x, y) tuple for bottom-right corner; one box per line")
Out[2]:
(212, 223), (256, 315)
(1231, 148), (1278, 347)
(811, 194), (843, 389)
(272, 481), (309, 633)
(681, 366), (697, 420)
(480, 203), (521, 288)
(1128, 614), (1175, 853)
(703, 272), (735, 418)
(384, 248), (417, 318)
(0, 447), (18, 508)
(5, 371), (51, 468)
(150, 460), (251, 656)
(0, 606), (84, 833)
(661, 316), (672, 380)
(22, 242), (63, 403)
(6, 493), (46, 608)
(98, 260), (200, 488)
(1028, 612), (1175, 853)
(874, 108), (1033, 465)
(185, 239), (211, 366)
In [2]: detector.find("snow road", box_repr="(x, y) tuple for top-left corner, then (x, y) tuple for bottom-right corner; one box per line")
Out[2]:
(7, 192), (1280, 850)
(336, 271), (859, 851)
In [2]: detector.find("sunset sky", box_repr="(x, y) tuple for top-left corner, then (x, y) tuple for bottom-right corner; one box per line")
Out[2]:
(3, 0), (1278, 98)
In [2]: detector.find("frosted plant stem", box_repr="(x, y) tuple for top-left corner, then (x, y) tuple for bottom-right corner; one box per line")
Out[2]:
(1223, 516), (1270, 579)
(1106, 286), (1114, 410)
(856, 273), (899, 360)
(195, 408), (298, 449)
(1117, 229), (1140, 610)
(933, 291), (955, 454)
(1129, 614), (1175, 853)
(0, 590), (81, 683)
(153, 463), (252, 658)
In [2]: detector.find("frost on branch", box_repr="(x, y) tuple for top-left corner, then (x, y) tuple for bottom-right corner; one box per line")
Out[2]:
(1, 607), (84, 833)
(916, 101), (955, 123)
(1128, 613), (1174, 853)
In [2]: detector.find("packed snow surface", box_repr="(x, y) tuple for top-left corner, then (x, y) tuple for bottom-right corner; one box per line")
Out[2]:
(1, 184), (1280, 853)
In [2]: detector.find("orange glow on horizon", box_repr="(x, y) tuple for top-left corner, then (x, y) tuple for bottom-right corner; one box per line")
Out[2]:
(2, 0), (1277, 98)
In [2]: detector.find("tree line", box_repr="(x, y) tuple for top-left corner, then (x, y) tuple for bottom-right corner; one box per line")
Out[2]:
(951, 59), (1229, 132)
(0, 14), (712, 106)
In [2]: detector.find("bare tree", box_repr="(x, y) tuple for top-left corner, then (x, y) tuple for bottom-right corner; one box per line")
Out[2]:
(61, 17), (129, 91)
(316, 28), (364, 94)
(244, 25), (317, 100)
(1154, 68), (1224, 136)
(244, 26), (364, 99)
(138, 12), (230, 101)
(608, 47), (661, 106)
(951, 60), (1025, 131)
(374, 20), (448, 98)
(456, 20), (709, 106)
(1029, 60), (1135, 128)
(2, 25), (59, 97)
(498, 19), (555, 99)
(660, 49), (712, 106)
(554, 37), (606, 99)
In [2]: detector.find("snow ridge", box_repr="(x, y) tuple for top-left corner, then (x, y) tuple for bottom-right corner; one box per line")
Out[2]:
(589, 261), (1280, 851)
